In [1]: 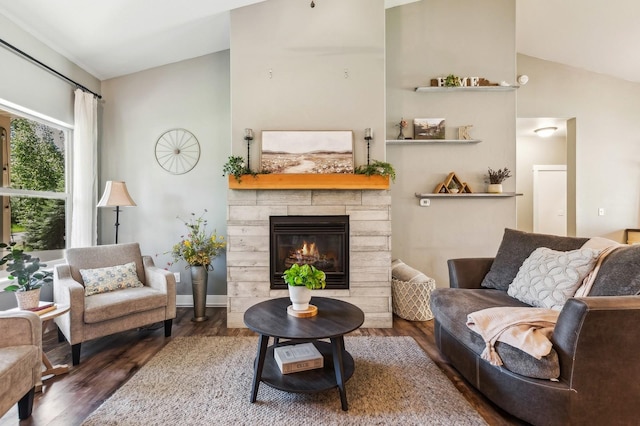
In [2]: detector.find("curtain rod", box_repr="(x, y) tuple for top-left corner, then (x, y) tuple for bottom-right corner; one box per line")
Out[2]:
(0, 38), (102, 99)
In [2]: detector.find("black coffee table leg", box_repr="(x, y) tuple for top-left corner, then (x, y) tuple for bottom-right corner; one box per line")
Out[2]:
(250, 334), (270, 403)
(331, 336), (348, 411)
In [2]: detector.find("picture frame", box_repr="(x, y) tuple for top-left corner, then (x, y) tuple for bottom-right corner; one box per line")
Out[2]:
(261, 130), (354, 174)
(414, 118), (446, 140)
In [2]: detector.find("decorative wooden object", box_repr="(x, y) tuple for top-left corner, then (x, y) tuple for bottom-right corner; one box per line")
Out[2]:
(458, 125), (473, 140)
(228, 174), (389, 190)
(433, 172), (473, 194)
(287, 304), (318, 318)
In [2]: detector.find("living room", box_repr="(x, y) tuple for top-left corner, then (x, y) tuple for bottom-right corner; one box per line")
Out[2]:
(1, 0), (639, 424)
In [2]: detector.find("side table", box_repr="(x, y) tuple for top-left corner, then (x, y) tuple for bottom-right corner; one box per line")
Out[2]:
(10, 302), (71, 391)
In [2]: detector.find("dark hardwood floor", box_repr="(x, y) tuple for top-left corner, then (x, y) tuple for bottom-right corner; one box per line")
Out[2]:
(1, 307), (523, 426)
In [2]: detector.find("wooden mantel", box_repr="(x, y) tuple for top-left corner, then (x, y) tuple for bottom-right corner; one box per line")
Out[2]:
(228, 174), (389, 190)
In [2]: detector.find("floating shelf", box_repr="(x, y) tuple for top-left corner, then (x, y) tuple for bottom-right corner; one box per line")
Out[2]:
(387, 139), (481, 145)
(415, 85), (519, 92)
(415, 192), (522, 199)
(228, 174), (390, 190)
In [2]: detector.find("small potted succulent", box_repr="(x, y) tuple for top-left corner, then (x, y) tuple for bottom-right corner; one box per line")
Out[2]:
(1, 242), (53, 309)
(282, 263), (326, 312)
(486, 167), (512, 193)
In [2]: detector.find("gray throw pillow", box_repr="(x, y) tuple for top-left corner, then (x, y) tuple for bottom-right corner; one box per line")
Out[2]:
(481, 228), (589, 291)
(588, 245), (640, 296)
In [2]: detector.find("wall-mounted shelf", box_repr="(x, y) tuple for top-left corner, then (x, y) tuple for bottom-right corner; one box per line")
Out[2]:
(415, 85), (519, 92)
(387, 139), (481, 145)
(415, 192), (522, 199)
(228, 174), (389, 190)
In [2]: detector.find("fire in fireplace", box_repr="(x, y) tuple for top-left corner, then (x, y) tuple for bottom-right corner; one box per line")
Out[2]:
(270, 215), (349, 289)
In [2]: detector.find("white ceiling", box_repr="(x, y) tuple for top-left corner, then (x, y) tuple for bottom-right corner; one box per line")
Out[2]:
(0, 0), (638, 84)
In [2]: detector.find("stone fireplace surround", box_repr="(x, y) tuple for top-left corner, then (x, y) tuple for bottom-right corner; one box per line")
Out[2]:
(226, 187), (392, 328)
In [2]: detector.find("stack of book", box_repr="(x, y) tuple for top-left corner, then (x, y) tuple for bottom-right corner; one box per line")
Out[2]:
(273, 342), (324, 374)
(24, 302), (57, 316)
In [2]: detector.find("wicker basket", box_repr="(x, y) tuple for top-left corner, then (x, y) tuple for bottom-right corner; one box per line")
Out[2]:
(391, 277), (436, 321)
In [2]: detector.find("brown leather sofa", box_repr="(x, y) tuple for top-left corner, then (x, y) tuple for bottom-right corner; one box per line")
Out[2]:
(430, 229), (640, 425)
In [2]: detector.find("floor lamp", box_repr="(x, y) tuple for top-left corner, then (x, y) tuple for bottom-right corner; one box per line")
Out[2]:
(97, 181), (137, 244)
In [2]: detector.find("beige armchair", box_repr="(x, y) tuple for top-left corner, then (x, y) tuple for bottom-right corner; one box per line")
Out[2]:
(53, 243), (176, 365)
(0, 310), (41, 420)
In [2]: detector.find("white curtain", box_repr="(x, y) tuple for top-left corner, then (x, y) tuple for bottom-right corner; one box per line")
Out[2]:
(70, 89), (98, 247)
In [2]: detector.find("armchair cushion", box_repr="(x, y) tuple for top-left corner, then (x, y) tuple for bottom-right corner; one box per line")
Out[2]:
(81, 261), (144, 296)
(84, 286), (167, 324)
(588, 244), (640, 296)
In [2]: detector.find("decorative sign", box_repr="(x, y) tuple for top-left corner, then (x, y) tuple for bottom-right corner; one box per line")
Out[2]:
(430, 76), (498, 87)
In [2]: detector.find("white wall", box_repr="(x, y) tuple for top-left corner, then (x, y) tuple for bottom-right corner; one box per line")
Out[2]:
(386, 0), (517, 287)
(100, 52), (231, 299)
(517, 54), (640, 241)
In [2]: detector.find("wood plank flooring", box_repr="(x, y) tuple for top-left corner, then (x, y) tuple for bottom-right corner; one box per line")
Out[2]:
(1, 307), (524, 426)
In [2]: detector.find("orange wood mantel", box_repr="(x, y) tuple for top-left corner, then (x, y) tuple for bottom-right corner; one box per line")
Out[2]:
(227, 174), (390, 190)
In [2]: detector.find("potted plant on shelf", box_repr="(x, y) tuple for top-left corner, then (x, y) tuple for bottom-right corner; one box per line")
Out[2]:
(0, 242), (53, 310)
(486, 167), (512, 193)
(222, 155), (258, 183)
(282, 263), (326, 313)
(354, 160), (396, 183)
(170, 211), (226, 322)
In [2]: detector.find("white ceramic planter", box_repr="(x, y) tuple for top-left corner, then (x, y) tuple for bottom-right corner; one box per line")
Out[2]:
(288, 285), (312, 311)
(487, 183), (503, 193)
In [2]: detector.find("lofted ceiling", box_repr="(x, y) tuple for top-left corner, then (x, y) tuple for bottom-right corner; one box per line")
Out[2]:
(0, 0), (638, 84)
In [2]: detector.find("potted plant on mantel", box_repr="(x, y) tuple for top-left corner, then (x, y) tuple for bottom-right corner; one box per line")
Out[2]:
(486, 167), (512, 193)
(282, 263), (326, 317)
(1, 242), (53, 310)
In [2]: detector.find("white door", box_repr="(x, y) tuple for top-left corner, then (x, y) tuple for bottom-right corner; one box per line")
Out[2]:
(533, 165), (567, 236)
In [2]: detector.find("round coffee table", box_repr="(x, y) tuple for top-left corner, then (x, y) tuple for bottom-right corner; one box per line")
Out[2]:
(244, 297), (364, 411)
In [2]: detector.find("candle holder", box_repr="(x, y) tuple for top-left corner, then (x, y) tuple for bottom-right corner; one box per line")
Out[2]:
(244, 128), (254, 172)
(364, 128), (373, 165)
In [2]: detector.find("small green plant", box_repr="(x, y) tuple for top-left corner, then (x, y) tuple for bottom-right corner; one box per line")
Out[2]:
(354, 160), (396, 182)
(222, 156), (257, 182)
(282, 263), (326, 290)
(486, 167), (512, 184)
(0, 242), (53, 292)
(444, 74), (461, 87)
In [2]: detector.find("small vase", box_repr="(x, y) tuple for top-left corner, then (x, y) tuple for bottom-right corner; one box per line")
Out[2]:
(487, 183), (503, 193)
(190, 265), (209, 322)
(15, 288), (41, 310)
(288, 285), (312, 311)
(397, 127), (405, 140)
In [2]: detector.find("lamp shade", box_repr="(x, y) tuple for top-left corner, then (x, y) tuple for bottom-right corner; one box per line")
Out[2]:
(97, 181), (137, 207)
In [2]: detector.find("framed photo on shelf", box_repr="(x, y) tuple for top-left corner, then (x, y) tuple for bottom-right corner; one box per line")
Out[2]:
(261, 130), (354, 174)
(414, 118), (445, 140)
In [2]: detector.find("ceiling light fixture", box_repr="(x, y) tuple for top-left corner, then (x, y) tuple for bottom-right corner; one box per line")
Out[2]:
(534, 127), (558, 138)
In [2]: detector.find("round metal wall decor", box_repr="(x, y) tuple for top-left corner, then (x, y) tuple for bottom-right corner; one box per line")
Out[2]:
(154, 128), (200, 174)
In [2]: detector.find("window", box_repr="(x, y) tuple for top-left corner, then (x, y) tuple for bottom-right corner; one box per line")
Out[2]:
(0, 110), (70, 266)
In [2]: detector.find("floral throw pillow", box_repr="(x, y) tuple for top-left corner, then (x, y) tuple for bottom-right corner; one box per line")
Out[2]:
(507, 247), (600, 310)
(80, 261), (144, 297)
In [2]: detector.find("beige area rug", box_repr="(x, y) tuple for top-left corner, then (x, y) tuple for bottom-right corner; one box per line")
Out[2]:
(82, 336), (487, 426)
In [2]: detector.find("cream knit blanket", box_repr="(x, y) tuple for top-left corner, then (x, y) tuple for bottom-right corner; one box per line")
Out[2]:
(466, 307), (559, 366)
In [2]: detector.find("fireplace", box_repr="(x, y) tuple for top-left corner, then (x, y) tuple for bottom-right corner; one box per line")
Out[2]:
(270, 215), (349, 290)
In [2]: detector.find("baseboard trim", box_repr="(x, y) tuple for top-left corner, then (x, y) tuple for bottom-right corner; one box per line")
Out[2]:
(176, 295), (227, 308)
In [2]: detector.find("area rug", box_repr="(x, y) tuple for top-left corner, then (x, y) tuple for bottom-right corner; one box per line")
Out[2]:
(82, 336), (486, 425)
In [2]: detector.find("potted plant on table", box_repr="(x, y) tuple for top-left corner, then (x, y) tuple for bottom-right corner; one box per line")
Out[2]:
(0, 242), (53, 310)
(170, 211), (226, 322)
(486, 167), (512, 193)
(282, 263), (326, 314)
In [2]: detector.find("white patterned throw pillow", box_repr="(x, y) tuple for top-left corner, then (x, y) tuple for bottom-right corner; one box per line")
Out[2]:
(507, 247), (600, 310)
(81, 261), (144, 296)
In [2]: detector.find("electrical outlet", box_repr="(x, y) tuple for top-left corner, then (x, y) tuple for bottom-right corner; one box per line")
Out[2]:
(598, 208), (605, 216)
(173, 272), (180, 283)
(419, 198), (431, 207)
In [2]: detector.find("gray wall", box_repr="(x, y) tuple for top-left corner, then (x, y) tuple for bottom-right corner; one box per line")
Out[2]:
(517, 54), (640, 241)
(99, 52), (231, 304)
(386, 0), (517, 286)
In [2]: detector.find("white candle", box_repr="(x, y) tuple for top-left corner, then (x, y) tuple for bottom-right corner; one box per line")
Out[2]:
(244, 128), (253, 139)
(364, 128), (373, 139)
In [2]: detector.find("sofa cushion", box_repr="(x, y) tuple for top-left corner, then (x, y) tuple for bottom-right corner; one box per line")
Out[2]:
(81, 262), (144, 297)
(84, 286), (166, 324)
(431, 288), (560, 379)
(481, 228), (589, 291)
(588, 244), (640, 296)
(507, 247), (600, 310)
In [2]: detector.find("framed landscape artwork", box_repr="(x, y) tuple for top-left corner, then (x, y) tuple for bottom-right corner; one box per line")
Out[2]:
(261, 131), (354, 174)
(414, 118), (446, 140)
